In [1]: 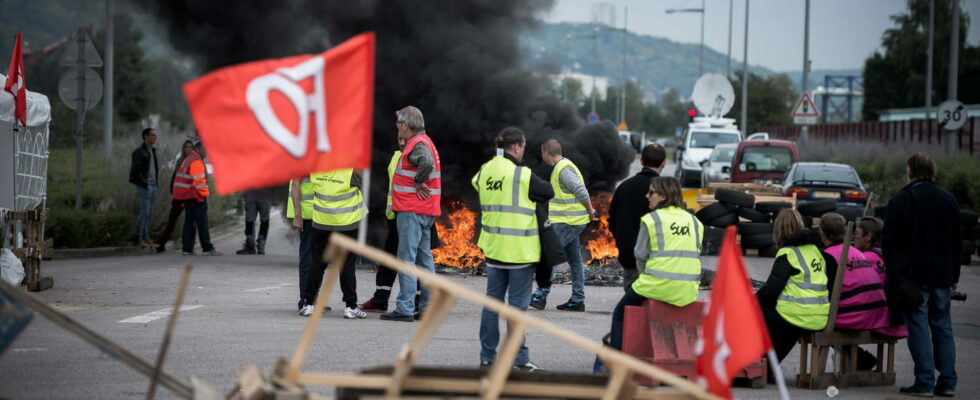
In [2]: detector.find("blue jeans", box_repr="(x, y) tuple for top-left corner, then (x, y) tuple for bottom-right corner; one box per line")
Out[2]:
(533, 223), (586, 303)
(480, 265), (535, 365)
(903, 285), (957, 392)
(135, 184), (157, 238)
(393, 212), (435, 316)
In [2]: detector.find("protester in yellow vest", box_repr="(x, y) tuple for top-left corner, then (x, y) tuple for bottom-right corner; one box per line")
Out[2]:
(474, 127), (553, 372)
(756, 208), (837, 364)
(288, 176), (315, 312)
(530, 139), (598, 312)
(609, 177), (703, 352)
(298, 169), (368, 320)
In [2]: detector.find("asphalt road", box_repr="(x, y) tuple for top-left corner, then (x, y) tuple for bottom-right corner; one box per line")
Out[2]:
(2, 156), (978, 399)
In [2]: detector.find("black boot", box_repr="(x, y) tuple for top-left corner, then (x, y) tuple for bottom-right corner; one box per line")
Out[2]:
(236, 241), (256, 255)
(256, 220), (269, 255)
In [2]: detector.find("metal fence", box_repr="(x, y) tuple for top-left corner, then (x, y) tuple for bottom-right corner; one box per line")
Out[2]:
(14, 124), (50, 210)
(763, 117), (979, 156)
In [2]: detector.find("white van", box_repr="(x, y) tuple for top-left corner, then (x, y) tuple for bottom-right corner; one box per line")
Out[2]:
(674, 117), (742, 187)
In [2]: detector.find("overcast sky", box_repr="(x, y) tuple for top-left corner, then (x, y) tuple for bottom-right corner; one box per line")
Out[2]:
(544, 0), (980, 72)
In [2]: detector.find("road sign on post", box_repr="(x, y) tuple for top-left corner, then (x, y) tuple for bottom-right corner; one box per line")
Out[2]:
(937, 100), (966, 131)
(791, 91), (820, 125)
(58, 28), (103, 209)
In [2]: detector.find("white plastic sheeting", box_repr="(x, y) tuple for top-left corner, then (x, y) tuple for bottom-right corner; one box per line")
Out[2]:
(0, 73), (51, 211)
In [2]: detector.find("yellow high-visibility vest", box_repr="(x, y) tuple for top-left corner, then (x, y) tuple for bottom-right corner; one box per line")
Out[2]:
(286, 177), (314, 220)
(775, 244), (830, 331)
(472, 156), (539, 264)
(631, 206), (703, 307)
(385, 151), (402, 220)
(548, 158), (589, 225)
(310, 169), (366, 229)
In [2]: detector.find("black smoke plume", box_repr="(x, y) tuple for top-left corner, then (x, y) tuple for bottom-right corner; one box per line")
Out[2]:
(137, 0), (633, 241)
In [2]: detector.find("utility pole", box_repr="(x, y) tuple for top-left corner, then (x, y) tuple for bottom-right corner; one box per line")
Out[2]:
(665, 4), (706, 76)
(620, 6), (628, 125)
(740, 0), (750, 137)
(727, 0), (733, 77)
(925, 0), (935, 119)
(592, 25), (598, 115)
(946, 0), (960, 154)
(801, 0), (811, 143)
(103, 0), (114, 156)
(75, 28), (87, 209)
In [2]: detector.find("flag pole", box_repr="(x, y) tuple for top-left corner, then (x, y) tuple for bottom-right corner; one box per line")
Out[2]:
(357, 168), (371, 244)
(766, 349), (791, 400)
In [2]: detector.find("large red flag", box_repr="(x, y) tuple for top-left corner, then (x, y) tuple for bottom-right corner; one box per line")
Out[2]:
(4, 31), (27, 126)
(183, 32), (375, 194)
(695, 227), (773, 399)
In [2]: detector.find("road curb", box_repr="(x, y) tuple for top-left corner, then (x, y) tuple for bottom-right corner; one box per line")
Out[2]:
(50, 246), (155, 260)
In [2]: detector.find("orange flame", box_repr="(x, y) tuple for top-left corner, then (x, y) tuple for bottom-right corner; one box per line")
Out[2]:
(432, 200), (484, 269)
(584, 193), (619, 264)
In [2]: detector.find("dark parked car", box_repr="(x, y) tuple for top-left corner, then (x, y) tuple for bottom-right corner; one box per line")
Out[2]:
(780, 162), (869, 207)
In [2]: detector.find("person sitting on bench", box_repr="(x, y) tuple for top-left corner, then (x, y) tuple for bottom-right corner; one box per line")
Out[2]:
(819, 213), (890, 370)
(756, 209), (837, 364)
(854, 216), (908, 340)
(609, 177), (704, 352)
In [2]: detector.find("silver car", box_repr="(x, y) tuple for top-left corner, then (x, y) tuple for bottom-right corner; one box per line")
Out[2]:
(700, 143), (738, 188)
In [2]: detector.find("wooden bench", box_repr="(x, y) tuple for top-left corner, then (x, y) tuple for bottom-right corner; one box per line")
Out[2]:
(795, 222), (899, 389)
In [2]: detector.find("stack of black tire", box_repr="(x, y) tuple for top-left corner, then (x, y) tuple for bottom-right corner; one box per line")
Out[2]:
(962, 210), (979, 265)
(696, 189), (790, 257)
(796, 198), (837, 228)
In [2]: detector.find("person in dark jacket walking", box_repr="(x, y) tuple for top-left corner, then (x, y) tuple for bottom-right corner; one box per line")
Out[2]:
(608, 144), (666, 290)
(130, 128), (159, 247)
(882, 153), (960, 398)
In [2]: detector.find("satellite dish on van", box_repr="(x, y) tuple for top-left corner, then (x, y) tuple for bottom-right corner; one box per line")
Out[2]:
(691, 73), (735, 118)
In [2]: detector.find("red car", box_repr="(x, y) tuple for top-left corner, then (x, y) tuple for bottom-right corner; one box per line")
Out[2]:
(729, 139), (799, 184)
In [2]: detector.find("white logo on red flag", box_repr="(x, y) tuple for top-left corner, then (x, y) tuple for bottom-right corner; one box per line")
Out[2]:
(246, 55), (330, 158)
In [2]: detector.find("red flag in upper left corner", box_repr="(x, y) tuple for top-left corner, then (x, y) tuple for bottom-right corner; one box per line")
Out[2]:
(4, 31), (27, 126)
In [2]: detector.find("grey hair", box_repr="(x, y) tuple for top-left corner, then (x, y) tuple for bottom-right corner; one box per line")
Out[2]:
(395, 106), (425, 133)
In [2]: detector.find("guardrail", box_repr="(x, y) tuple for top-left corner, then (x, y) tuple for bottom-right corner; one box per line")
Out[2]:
(763, 117), (978, 156)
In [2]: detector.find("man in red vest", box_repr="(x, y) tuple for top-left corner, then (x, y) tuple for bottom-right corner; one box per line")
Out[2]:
(173, 142), (221, 256)
(381, 106), (442, 322)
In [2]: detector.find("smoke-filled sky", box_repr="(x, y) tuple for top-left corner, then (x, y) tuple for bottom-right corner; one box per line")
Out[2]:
(546, 0), (980, 72)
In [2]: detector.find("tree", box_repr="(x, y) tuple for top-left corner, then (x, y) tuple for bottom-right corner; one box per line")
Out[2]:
(730, 72), (797, 134)
(862, 0), (978, 120)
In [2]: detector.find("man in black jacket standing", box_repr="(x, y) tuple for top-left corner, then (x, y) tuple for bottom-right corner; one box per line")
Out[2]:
(129, 128), (159, 247)
(608, 144), (666, 290)
(882, 153), (960, 398)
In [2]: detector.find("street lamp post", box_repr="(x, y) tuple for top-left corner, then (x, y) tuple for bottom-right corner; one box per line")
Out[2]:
(666, 0), (705, 77)
(566, 22), (627, 120)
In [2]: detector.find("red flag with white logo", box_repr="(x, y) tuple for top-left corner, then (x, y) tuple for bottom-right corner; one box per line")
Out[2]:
(695, 227), (776, 399)
(183, 32), (375, 194)
(4, 31), (27, 126)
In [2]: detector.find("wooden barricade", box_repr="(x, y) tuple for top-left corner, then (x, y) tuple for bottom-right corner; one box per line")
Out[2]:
(275, 234), (722, 400)
(3, 210), (53, 291)
(795, 223), (898, 389)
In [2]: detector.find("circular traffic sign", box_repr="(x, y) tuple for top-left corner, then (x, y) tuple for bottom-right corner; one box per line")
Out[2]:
(58, 66), (103, 111)
(587, 112), (599, 123)
(937, 100), (966, 131)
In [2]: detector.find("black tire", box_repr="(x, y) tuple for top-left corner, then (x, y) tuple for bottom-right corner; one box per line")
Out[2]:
(706, 212), (739, 228)
(696, 202), (737, 223)
(715, 188), (756, 208)
(837, 206), (866, 222)
(967, 224), (980, 241)
(737, 222), (774, 236)
(701, 226), (725, 256)
(738, 206), (771, 223)
(741, 233), (775, 247)
(798, 198), (837, 217)
(755, 201), (793, 215)
(802, 215), (814, 228)
(961, 210), (979, 227)
(758, 244), (778, 258)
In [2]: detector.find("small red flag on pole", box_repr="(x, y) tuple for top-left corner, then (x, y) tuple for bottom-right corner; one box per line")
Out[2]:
(183, 32), (375, 194)
(4, 31), (27, 126)
(695, 227), (788, 399)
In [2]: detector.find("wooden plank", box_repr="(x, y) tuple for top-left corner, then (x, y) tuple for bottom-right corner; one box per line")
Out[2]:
(824, 222), (854, 333)
(147, 264), (193, 400)
(296, 373), (696, 399)
(480, 321), (526, 400)
(386, 288), (457, 399)
(239, 364), (267, 400)
(601, 364), (637, 400)
(285, 247), (345, 380)
(810, 331), (898, 346)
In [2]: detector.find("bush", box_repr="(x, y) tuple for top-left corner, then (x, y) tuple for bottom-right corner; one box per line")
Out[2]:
(45, 209), (134, 248)
(837, 152), (980, 212)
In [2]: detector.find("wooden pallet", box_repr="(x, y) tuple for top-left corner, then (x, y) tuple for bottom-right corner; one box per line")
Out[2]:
(3, 210), (53, 291)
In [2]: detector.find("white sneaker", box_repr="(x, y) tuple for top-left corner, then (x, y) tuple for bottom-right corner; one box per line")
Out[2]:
(299, 305), (314, 317)
(344, 306), (367, 319)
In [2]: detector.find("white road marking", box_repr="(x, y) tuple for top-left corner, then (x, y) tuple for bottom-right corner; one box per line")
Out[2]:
(119, 305), (203, 324)
(11, 348), (47, 353)
(244, 283), (293, 292)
